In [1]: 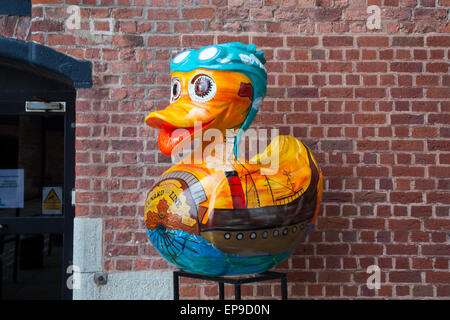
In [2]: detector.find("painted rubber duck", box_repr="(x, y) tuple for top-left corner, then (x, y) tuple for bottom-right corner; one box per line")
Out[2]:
(144, 43), (323, 276)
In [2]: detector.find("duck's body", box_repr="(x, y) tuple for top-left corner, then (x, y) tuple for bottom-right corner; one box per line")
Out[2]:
(144, 43), (323, 276)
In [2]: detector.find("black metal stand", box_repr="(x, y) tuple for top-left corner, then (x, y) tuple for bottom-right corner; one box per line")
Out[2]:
(173, 270), (287, 300)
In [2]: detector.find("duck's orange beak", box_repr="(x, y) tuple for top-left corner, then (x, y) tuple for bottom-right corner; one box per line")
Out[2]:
(146, 105), (214, 155)
(145, 69), (253, 156)
(145, 99), (216, 156)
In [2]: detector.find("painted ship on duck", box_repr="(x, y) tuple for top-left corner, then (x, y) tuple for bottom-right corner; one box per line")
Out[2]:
(144, 143), (321, 276)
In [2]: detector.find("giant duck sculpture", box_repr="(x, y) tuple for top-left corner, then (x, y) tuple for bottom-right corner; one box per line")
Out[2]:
(144, 43), (323, 276)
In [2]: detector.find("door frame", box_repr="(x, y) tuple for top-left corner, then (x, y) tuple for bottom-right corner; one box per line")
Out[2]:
(0, 87), (76, 300)
(0, 35), (91, 300)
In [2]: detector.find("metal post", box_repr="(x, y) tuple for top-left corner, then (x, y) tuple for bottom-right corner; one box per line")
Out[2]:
(281, 274), (287, 300)
(234, 284), (241, 300)
(173, 271), (179, 300)
(219, 282), (224, 300)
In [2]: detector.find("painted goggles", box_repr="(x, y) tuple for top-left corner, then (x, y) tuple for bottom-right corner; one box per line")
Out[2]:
(170, 43), (267, 100)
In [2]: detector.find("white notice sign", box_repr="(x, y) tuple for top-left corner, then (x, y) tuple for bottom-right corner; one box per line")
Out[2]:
(0, 169), (24, 208)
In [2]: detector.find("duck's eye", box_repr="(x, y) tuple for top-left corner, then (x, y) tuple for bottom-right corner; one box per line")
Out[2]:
(195, 77), (210, 96)
(189, 75), (216, 103)
(171, 78), (181, 102)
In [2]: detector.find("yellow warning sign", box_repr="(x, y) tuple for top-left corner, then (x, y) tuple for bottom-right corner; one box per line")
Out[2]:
(42, 187), (62, 214)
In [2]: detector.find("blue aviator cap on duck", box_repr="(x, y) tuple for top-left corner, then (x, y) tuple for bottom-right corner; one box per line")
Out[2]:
(170, 42), (268, 158)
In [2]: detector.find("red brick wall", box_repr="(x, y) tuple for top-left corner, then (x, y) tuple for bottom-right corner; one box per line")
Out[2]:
(0, 15), (31, 40)
(7, 0), (450, 299)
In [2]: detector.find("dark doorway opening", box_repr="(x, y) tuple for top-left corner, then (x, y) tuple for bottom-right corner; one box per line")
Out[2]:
(0, 114), (66, 300)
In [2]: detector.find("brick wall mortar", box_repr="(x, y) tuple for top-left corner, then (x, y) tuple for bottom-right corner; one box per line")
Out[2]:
(1, 0), (449, 299)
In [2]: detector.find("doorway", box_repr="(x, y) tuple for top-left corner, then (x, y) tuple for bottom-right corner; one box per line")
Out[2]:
(0, 62), (76, 300)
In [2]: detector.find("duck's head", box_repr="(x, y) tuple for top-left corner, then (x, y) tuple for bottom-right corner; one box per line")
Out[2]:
(145, 43), (267, 157)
